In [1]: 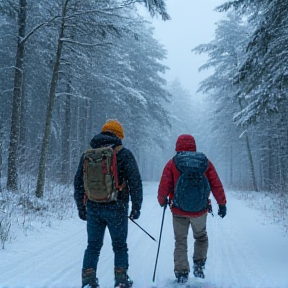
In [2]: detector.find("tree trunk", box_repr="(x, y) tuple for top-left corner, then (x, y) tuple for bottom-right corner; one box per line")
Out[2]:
(36, 0), (69, 198)
(6, 0), (27, 192)
(60, 82), (72, 184)
(77, 99), (89, 155)
(19, 70), (27, 174)
(230, 145), (233, 187)
(0, 124), (3, 193)
(267, 140), (272, 191)
(276, 113), (288, 189)
(244, 131), (258, 191)
(238, 99), (258, 191)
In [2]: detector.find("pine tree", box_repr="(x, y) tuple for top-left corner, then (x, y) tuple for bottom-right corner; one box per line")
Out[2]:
(217, 0), (288, 124)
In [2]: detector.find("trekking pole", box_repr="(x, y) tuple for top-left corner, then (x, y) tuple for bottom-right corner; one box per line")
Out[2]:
(152, 201), (167, 286)
(129, 217), (157, 242)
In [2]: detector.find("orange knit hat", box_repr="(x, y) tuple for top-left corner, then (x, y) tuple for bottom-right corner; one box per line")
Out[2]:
(101, 120), (124, 139)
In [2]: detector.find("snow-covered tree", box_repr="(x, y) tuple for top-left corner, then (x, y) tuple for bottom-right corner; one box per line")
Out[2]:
(0, 0), (171, 195)
(193, 5), (288, 192)
(193, 12), (260, 190)
(217, 0), (288, 124)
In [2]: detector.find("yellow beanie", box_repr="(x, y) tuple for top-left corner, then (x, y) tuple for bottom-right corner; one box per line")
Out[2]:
(101, 120), (124, 139)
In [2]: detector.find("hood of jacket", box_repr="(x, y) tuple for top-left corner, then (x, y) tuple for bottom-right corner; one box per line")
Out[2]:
(175, 134), (196, 152)
(90, 132), (122, 149)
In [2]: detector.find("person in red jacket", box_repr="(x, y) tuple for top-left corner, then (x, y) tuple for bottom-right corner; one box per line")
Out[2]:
(157, 134), (227, 282)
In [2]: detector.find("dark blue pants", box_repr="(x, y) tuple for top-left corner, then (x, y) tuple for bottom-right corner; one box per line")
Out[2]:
(82, 201), (129, 272)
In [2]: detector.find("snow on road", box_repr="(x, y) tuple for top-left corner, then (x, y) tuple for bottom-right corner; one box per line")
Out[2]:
(1, 182), (288, 288)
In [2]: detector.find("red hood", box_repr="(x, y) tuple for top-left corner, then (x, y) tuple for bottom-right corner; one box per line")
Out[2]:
(175, 134), (196, 152)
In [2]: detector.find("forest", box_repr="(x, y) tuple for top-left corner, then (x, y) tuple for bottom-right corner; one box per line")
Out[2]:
(0, 0), (287, 243)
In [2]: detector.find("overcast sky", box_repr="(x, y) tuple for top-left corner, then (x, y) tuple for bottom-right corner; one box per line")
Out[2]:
(149, 0), (225, 97)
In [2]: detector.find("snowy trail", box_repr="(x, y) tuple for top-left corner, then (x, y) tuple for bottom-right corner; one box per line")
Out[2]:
(1, 182), (288, 288)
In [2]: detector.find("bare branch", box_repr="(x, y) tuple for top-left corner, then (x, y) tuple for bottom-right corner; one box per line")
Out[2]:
(20, 15), (61, 45)
(60, 38), (112, 47)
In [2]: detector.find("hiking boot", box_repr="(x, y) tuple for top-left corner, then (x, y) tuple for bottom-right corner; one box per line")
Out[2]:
(193, 259), (205, 279)
(175, 270), (189, 283)
(82, 268), (100, 288)
(114, 268), (133, 288)
(82, 282), (99, 288)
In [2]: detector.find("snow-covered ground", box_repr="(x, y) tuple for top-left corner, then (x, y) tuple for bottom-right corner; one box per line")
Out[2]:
(1, 182), (288, 288)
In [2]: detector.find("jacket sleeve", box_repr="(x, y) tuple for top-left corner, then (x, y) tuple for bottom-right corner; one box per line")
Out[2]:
(205, 160), (226, 205)
(74, 154), (85, 209)
(157, 159), (174, 206)
(123, 149), (143, 211)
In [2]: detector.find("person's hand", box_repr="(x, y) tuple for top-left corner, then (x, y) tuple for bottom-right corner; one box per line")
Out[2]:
(208, 203), (213, 215)
(129, 209), (140, 220)
(78, 206), (87, 221)
(218, 204), (226, 218)
(160, 197), (169, 208)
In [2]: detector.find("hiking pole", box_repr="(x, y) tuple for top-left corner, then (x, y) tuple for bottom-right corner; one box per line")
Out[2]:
(129, 217), (157, 242)
(152, 201), (167, 286)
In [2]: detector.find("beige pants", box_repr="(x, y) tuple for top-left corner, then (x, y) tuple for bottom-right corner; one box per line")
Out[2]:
(173, 213), (208, 272)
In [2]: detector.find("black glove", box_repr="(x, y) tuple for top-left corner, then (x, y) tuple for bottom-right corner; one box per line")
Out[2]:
(129, 209), (140, 220)
(78, 206), (87, 221)
(160, 197), (169, 208)
(218, 204), (226, 218)
(208, 203), (214, 216)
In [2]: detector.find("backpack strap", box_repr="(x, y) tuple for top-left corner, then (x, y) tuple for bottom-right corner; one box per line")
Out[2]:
(114, 145), (123, 153)
(111, 145), (126, 191)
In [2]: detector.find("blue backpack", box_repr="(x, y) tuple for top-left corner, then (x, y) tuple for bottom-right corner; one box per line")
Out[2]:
(172, 151), (210, 212)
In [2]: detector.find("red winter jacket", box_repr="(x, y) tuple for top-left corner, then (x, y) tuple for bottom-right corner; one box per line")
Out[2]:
(157, 134), (226, 217)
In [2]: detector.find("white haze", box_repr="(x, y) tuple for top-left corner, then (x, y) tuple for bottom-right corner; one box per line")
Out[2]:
(151, 0), (225, 95)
